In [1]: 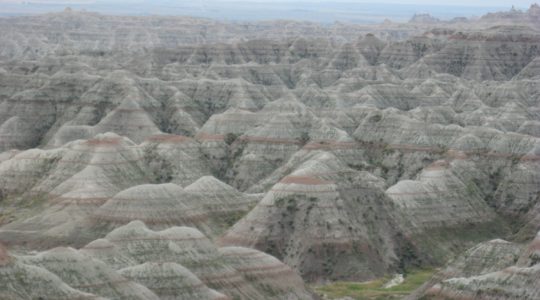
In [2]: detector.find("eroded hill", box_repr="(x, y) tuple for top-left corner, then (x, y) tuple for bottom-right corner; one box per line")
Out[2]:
(0, 5), (539, 300)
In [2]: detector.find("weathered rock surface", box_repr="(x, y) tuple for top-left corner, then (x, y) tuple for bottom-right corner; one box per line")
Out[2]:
(411, 232), (540, 300)
(81, 221), (313, 299)
(0, 4), (539, 296)
(0, 222), (313, 300)
(220, 151), (405, 281)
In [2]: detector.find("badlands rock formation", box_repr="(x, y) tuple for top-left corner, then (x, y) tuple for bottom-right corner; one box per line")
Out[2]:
(82, 221), (313, 300)
(0, 222), (312, 300)
(0, 4), (539, 299)
(220, 151), (404, 281)
(0, 133), (259, 245)
(415, 231), (540, 300)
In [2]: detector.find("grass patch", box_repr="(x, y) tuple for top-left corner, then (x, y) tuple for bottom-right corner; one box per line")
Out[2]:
(314, 268), (435, 300)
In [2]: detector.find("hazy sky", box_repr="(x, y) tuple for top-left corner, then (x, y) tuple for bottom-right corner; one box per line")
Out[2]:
(209, 0), (536, 6)
(1, 0), (537, 21)
(0, 0), (537, 6)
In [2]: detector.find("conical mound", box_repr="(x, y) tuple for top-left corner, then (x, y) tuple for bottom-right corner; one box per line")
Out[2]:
(18, 247), (159, 299)
(221, 151), (404, 282)
(119, 262), (228, 300)
(93, 183), (206, 228)
(81, 220), (313, 299)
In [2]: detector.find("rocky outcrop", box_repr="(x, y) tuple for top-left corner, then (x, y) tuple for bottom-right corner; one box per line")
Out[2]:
(81, 221), (313, 299)
(0, 221), (313, 300)
(414, 231), (540, 300)
(386, 159), (510, 262)
(18, 247), (159, 299)
(0, 134), (260, 245)
(0, 6), (539, 295)
(119, 262), (228, 300)
(220, 151), (405, 282)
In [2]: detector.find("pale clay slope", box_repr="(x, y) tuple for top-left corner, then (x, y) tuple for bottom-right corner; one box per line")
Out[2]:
(0, 220), (313, 300)
(416, 231), (540, 300)
(0, 5), (539, 298)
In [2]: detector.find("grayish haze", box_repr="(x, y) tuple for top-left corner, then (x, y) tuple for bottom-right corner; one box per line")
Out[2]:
(0, 0), (538, 23)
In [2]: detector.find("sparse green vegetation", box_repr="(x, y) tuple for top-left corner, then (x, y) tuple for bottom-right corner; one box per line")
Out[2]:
(224, 132), (239, 146)
(466, 181), (478, 196)
(222, 210), (247, 227)
(142, 144), (173, 183)
(297, 131), (310, 145)
(275, 195), (299, 207)
(314, 268), (436, 300)
(371, 115), (382, 123)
